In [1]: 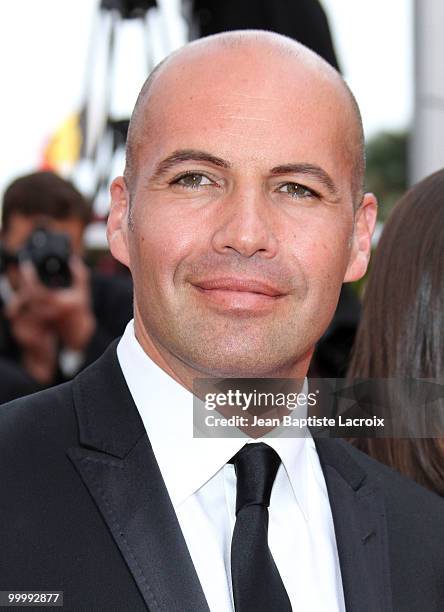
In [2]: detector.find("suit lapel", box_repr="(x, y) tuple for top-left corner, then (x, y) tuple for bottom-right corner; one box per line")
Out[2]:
(315, 438), (393, 612)
(66, 342), (393, 612)
(67, 343), (210, 612)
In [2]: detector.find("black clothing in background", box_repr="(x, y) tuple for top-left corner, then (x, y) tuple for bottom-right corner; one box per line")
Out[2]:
(0, 357), (39, 404)
(309, 284), (362, 378)
(0, 270), (133, 401)
(0, 342), (443, 611)
(193, 0), (340, 70)
(82, 270), (133, 368)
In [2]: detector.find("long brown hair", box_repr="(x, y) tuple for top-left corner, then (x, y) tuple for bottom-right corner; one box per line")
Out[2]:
(348, 168), (444, 496)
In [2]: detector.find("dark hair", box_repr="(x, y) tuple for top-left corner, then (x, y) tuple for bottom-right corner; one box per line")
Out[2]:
(1, 171), (91, 231)
(347, 168), (444, 496)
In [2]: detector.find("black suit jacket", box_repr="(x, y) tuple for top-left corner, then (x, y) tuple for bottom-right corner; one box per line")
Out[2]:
(1, 342), (443, 611)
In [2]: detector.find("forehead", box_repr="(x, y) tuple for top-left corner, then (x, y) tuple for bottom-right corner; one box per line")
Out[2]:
(134, 46), (354, 180)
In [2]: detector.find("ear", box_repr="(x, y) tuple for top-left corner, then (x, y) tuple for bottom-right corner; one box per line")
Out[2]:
(344, 193), (378, 282)
(107, 176), (131, 268)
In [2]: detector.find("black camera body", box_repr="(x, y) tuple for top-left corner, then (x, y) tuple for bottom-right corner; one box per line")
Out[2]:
(0, 227), (72, 289)
(20, 228), (72, 288)
(1, 229), (71, 289)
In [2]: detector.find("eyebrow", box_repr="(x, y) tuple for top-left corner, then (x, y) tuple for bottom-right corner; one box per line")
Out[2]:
(150, 150), (338, 198)
(151, 149), (231, 181)
(270, 163), (338, 198)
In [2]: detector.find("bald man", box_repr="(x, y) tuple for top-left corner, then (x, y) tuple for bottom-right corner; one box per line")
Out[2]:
(1, 32), (443, 612)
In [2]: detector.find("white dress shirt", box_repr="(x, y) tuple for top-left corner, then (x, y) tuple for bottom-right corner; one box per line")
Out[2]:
(117, 320), (345, 612)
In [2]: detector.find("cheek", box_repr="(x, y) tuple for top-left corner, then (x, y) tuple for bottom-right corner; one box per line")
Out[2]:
(129, 207), (199, 294)
(287, 215), (352, 288)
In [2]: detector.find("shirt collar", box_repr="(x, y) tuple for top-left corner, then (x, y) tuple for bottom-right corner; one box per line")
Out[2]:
(117, 320), (311, 520)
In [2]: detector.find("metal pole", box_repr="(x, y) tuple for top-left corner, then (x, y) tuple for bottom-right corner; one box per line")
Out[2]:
(411, 0), (444, 183)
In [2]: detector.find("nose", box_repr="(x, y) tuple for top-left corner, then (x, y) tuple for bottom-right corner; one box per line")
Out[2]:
(211, 186), (279, 259)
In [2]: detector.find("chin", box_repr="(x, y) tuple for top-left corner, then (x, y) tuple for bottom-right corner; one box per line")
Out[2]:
(188, 350), (294, 379)
(171, 321), (315, 378)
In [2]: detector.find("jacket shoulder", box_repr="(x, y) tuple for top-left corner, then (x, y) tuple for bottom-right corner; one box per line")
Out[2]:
(0, 382), (77, 454)
(337, 439), (444, 524)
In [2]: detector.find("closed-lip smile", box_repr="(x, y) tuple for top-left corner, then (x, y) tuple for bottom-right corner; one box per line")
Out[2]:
(193, 277), (285, 297)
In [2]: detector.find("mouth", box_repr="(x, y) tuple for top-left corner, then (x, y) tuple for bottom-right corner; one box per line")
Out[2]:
(191, 277), (286, 312)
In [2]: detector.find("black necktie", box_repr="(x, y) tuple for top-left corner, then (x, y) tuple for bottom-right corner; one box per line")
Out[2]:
(230, 443), (292, 612)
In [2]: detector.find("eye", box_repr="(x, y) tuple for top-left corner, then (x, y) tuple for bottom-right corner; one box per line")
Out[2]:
(171, 172), (213, 189)
(278, 182), (317, 199)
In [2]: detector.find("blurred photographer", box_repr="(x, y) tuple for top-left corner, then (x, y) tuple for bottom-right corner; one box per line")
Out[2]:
(0, 171), (133, 393)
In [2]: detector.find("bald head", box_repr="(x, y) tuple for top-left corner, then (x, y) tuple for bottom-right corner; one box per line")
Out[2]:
(124, 30), (365, 207)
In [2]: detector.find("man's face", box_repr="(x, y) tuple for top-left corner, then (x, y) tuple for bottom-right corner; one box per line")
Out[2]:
(110, 45), (375, 378)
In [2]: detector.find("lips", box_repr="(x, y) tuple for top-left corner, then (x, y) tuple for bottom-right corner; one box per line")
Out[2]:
(193, 277), (285, 297)
(190, 277), (287, 313)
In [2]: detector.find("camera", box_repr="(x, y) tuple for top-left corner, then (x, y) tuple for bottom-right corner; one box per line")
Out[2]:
(21, 227), (72, 288)
(0, 228), (73, 289)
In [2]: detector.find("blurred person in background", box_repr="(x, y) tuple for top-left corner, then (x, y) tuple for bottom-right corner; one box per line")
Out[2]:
(0, 171), (133, 399)
(347, 168), (444, 496)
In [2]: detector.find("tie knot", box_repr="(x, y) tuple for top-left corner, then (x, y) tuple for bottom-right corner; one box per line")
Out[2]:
(230, 443), (281, 515)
